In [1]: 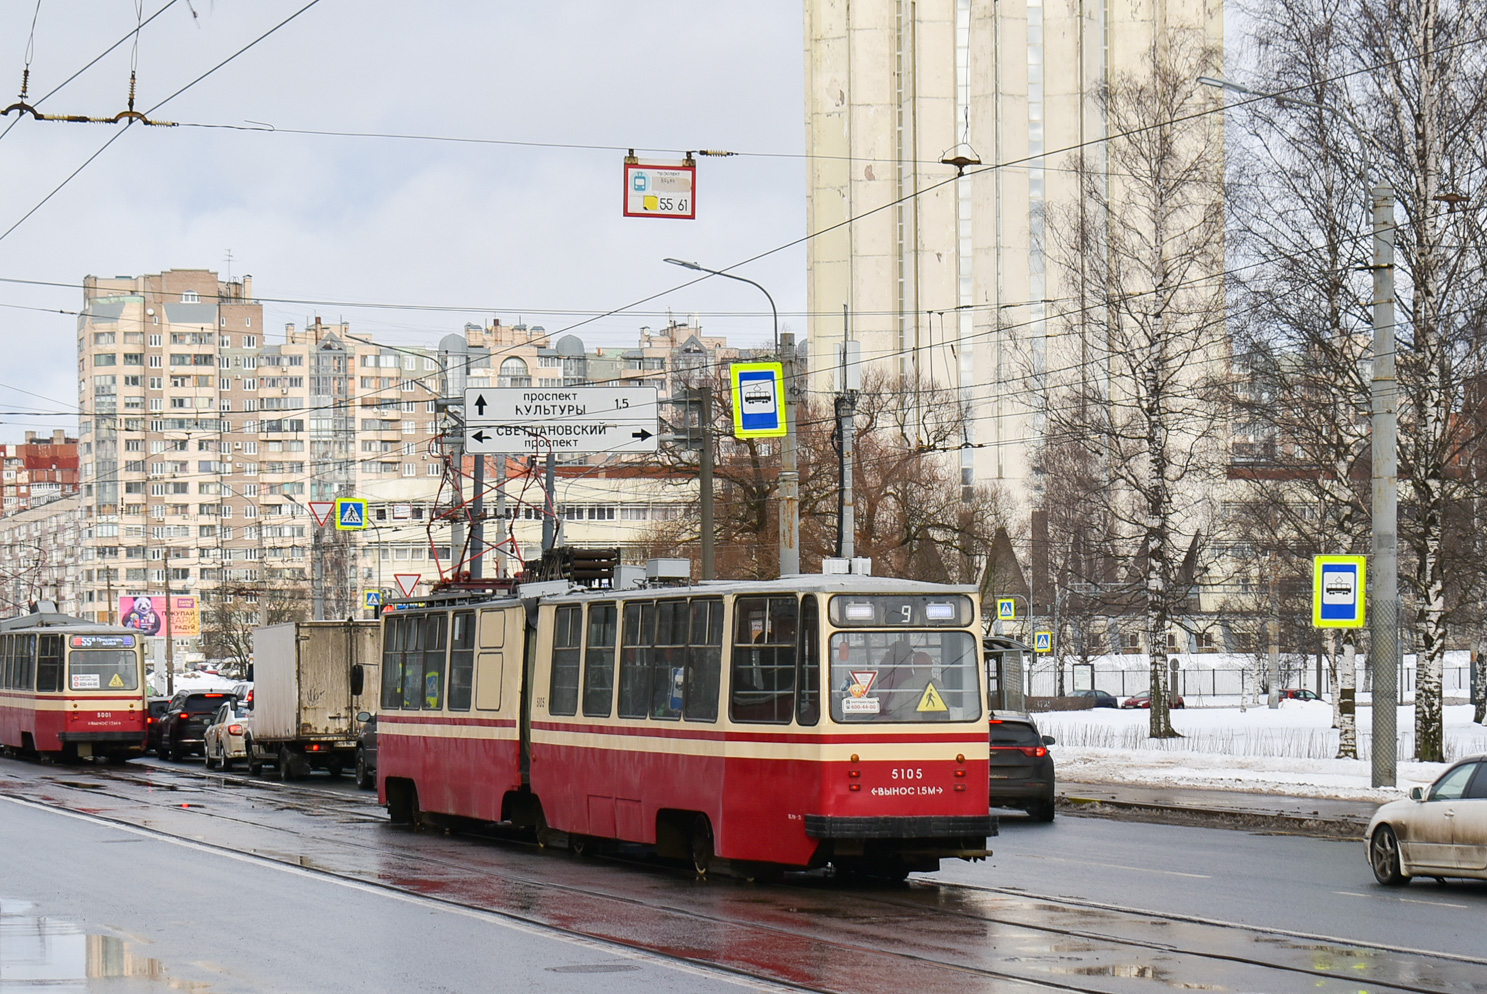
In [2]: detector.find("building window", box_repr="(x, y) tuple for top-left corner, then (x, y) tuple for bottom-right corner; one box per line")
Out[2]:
(181, 291), (200, 303)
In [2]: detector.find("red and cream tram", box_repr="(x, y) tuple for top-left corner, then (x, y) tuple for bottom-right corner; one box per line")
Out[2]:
(0, 607), (149, 762)
(375, 575), (993, 877)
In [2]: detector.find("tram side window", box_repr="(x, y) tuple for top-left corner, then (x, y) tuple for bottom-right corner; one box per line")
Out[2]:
(684, 598), (723, 722)
(17, 634), (35, 691)
(617, 601), (655, 718)
(36, 635), (62, 693)
(448, 611), (475, 711)
(645, 600), (686, 720)
(399, 617), (428, 711)
(796, 595), (820, 725)
(421, 615), (448, 710)
(582, 603), (617, 718)
(730, 596), (798, 723)
(0, 634), (12, 688)
(381, 615), (408, 709)
(549, 605), (582, 716)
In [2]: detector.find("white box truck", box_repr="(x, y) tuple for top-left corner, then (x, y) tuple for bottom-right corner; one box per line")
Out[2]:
(247, 620), (379, 780)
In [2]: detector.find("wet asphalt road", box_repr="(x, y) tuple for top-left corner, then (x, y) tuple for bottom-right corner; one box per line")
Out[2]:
(2, 756), (1485, 993)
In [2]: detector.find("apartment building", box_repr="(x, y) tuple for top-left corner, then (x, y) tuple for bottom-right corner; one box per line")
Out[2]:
(0, 493), (86, 617)
(73, 270), (736, 633)
(804, 0), (1224, 499)
(0, 429), (79, 515)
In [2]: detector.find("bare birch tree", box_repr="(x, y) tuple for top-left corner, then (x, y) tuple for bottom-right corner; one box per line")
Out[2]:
(1235, 0), (1487, 760)
(1045, 33), (1228, 738)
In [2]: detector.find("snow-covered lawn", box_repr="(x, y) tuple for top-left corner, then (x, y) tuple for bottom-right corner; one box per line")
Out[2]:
(1037, 702), (1487, 801)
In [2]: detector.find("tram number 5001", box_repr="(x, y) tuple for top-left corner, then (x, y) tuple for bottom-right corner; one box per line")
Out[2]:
(890, 767), (923, 780)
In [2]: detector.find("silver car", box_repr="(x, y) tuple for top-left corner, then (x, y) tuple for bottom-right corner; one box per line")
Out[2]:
(1367, 755), (1487, 885)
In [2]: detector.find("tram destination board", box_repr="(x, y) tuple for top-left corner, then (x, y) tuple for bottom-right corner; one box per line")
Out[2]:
(463, 386), (660, 454)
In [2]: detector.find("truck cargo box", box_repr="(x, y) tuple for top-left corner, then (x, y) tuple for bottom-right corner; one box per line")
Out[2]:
(251, 621), (379, 744)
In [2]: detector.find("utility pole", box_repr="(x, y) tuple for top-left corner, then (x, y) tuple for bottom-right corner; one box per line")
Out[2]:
(836, 323), (860, 558)
(779, 331), (800, 575)
(495, 456), (507, 578)
(541, 451), (557, 554)
(697, 385), (715, 580)
(163, 546), (175, 697)
(439, 334), (468, 574)
(1370, 183), (1399, 788)
(1268, 563), (1280, 709)
(470, 452), (485, 580)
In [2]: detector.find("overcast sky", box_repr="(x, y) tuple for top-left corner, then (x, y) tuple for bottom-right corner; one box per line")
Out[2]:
(0, 0), (806, 443)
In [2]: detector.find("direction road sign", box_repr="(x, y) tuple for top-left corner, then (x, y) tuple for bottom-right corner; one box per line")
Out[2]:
(1034, 631), (1053, 653)
(996, 598), (1016, 621)
(463, 386), (659, 454)
(1313, 555), (1366, 628)
(335, 498), (367, 530)
(730, 362), (786, 438)
(394, 573), (421, 598)
(307, 501), (334, 527)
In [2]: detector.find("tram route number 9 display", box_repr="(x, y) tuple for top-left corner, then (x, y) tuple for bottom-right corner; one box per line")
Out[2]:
(828, 595), (974, 628)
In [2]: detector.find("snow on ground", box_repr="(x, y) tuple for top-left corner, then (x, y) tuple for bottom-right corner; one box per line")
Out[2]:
(1037, 703), (1487, 801)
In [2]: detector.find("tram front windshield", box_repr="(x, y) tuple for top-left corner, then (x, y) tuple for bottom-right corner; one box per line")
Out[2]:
(829, 630), (980, 722)
(68, 650), (140, 691)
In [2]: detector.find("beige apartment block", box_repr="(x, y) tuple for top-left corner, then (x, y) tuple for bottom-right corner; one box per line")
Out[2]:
(74, 272), (727, 634)
(804, 0), (1223, 502)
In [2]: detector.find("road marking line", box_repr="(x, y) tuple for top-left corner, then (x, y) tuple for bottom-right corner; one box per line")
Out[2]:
(1024, 852), (1210, 878)
(1400, 897), (1469, 909)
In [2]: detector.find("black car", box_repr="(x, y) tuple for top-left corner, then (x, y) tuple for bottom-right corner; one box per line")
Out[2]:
(145, 697), (171, 755)
(1068, 688), (1119, 709)
(158, 691), (236, 761)
(354, 711), (378, 790)
(988, 713), (1057, 822)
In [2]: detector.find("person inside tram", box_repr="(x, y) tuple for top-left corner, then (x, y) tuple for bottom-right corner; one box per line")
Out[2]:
(878, 642), (935, 717)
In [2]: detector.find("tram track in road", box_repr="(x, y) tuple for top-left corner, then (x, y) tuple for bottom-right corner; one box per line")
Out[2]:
(3, 758), (1482, 994)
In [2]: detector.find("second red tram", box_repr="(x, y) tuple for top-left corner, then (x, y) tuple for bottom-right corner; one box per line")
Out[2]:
(0, 608), (149, 762)
(375, 576), (993, 876)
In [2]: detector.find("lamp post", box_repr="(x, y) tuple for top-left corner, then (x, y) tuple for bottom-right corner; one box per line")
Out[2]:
(663, 259), (797, 575)
(1200, 76), (1398, 787)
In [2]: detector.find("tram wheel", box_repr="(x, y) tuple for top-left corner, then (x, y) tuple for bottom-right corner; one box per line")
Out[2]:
(690, 815), (714, 877)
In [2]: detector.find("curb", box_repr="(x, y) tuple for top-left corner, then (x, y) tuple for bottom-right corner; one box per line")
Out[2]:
(1058, 793), (1368, 839)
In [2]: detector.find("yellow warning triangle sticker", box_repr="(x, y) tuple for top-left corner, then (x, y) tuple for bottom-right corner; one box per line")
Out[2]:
(109, 673), (125, 688)
(916, 682), (948, 713)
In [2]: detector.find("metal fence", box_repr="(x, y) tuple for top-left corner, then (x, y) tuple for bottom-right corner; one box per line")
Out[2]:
(1026, 661), (1474, 701)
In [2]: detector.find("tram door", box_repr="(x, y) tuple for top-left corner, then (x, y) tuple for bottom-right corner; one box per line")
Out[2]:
(982, 637), (1029, 712)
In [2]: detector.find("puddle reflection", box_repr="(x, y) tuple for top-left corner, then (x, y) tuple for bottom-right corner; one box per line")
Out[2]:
(0, 899), (168, 989)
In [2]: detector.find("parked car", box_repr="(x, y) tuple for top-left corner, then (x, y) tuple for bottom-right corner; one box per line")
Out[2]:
(157, 691), (236, 761)
(988, 713), (1057, 822)
(203, 700), (253, 771)
(230, 681), (254, 708)
(145, 697), (171, 755)
(1367, 756), (1487, 885)
(1068, 689), (1120, 709)
(355, 711), (378, 790)
(1277, 688), (1325, 702)
(1120, 691), (1185, 709)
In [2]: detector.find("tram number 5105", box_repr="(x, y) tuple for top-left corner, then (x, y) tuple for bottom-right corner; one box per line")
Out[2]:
(890, 767), (923, 780)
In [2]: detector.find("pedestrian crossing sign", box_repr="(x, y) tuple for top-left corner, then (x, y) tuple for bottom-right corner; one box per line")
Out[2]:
(364, 589), (382, 609)
(996, 598), (1016, 621)
(335, 498), (367, 530)
(1034, 631), (1052, 653)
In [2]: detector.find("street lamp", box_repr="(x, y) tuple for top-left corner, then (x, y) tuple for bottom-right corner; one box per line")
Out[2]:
(1200, 75), (1399, 787)
(663, 258), (798, 575)
(663, 258), (778, 353)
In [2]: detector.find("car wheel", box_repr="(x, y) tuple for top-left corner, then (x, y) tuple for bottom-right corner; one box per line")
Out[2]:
(279, 746), (301, 782)
(220, 748), (234, 772)
(1370, 825), (1409, 886)
(1029, 800), (1056, 823)
(355, 749), (374, 790)
(204, 745), (217, 770)
(158, 739), (172, 762)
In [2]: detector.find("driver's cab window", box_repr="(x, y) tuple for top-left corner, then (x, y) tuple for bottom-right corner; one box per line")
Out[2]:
(1428, 763), (1478, 801)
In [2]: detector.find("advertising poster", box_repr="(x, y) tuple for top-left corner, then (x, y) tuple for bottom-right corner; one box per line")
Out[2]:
(118, 595), (200, 637)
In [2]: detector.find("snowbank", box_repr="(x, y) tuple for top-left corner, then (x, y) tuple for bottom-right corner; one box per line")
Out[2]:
(1038, 703), (1487, 800)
